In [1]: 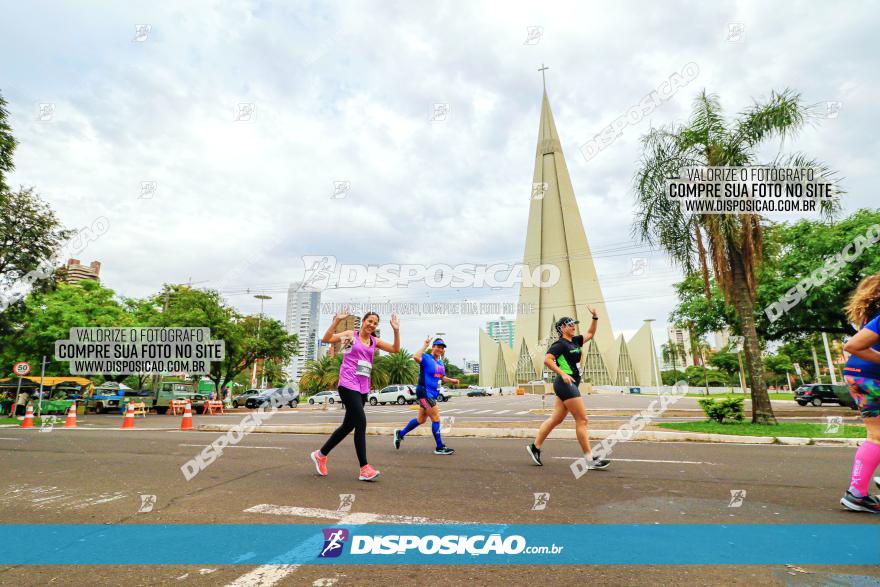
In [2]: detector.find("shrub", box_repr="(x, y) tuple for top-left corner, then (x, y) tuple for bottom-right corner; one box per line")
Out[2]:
(697, 397), (745, 423)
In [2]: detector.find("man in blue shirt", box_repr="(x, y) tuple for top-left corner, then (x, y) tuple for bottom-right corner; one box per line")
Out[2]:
(394, 338), (459, 455)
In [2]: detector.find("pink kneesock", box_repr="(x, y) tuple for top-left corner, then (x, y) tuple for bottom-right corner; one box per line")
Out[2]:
(850, 440), (880, 496)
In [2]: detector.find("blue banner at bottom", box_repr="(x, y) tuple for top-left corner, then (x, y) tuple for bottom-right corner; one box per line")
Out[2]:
(2, 524), (878, 565)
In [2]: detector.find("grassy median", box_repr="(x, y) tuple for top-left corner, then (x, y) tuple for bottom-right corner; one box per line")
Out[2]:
(657, 421), (866, 438)
(0, 417), (44, 425)
(684, 392), (794, 401)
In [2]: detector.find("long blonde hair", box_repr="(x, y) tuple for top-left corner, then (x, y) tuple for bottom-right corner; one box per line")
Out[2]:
(846, 273), (880, 327)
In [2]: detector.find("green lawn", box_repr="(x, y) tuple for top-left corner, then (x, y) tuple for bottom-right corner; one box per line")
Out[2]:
(685, 392), (794, 401)
(0, 417), (49, 426)
(658, 421), (866, 438)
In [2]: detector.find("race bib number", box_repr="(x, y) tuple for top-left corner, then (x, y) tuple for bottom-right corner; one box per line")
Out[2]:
(356, 359), (372, 377)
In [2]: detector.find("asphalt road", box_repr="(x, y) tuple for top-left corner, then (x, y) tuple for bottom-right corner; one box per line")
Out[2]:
(0, 423), (878, 586)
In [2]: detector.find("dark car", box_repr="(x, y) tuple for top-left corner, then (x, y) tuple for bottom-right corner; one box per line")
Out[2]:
(467, 388), (490, 397)
(233, 389), (264, 408)
(794, 384), (854, 408)
(245, 387), (299, 409)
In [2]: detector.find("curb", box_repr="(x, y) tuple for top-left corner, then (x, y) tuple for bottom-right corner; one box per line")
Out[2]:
(195, 424), (864, 446)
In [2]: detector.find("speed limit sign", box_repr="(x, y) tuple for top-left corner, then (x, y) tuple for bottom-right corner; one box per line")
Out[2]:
(13, 362), (31, 376)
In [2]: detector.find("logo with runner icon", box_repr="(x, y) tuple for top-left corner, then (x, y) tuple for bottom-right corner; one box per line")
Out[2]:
(319, 528), (349, 558)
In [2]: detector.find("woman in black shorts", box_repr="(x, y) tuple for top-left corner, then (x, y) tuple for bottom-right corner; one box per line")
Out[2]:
(527, 307), (610, 470)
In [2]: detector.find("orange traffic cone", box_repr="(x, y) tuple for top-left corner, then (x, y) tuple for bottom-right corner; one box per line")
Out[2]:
(121, 402), (135, 429)
(180, 401), (193, 431)
(20, 402), (34, 429)
(64, 401), (77, 428)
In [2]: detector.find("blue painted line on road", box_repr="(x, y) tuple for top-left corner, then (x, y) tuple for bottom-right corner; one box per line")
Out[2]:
(1, 524), (877, 565)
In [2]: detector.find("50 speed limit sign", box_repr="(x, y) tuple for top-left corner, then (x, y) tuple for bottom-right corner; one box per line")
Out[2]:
(13, 362), (31, 376)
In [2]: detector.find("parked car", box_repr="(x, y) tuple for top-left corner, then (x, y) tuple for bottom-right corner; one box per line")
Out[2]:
(794, 384), (853, 407)
(308, 390), (341, 405)
(246, 387), (299, 409)
(368, 385), (417, 405)
(436, 387), (453, 402)
(466, 385), (492, 395)
(467, 388), (491, 397)
(233, 389), (264, 408)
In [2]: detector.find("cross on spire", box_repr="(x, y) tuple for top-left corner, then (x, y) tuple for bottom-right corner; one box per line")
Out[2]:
(538, 64), (549, 90)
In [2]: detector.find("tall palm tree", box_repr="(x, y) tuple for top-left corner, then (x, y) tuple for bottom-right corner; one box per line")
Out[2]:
(633, 89), (839, 423)
(380, 350), (419, 385)
(299, 355), (342, 393)
(661, 341), (685, 375)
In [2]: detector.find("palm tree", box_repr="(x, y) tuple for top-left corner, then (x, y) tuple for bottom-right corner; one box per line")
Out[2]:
(299, 355), (342, 393)
(369, 354), (391, 390)
(380, 350), (419, 385)
(634, 89), (840, 423)
(661, 341), (685, 375)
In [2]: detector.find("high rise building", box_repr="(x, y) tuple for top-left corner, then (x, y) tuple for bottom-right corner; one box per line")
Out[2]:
(284, 282), (321, 381)
(478, 87), (661, 388)
(463, 360), (481, 374)
(486, 317), (515, 347)
(61, 259), (101, 283)
(664, 324), (695, 369)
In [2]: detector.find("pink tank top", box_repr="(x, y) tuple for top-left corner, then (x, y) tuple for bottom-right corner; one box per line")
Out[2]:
(337, 330), (376, 393)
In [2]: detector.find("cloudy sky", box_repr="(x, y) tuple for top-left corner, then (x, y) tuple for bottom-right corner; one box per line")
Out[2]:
(3, 0), (878, 364)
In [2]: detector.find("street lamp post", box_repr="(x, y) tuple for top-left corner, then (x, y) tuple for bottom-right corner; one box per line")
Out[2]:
(253, 295), (272, 389)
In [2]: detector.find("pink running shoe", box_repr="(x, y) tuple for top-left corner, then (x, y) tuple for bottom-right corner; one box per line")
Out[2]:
(358, 464), (380, 481)
(310, 450), (328, 476)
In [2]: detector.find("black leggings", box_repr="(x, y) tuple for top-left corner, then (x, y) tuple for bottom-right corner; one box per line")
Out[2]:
(320, 386), (368, 467)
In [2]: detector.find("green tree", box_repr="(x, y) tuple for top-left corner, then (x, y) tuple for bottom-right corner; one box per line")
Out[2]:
(300, 355), (342, 393)
(459, 373), (479, 386)
(381, 350), (419, 385)
(661, 369), (687, 385)
(212, 313), (296, 394)
(0, 280), (130, 376)
(0, 186), (73, 292)
(661, 341), (686, 373)
(260, 358), (289, 388)
(670, 274), (738, 338)
(684, 365), (728, 387)
(762, 353), (794, 388)
(634, 89), (840, 423)
(758, 209), (880, 340)
(707, 345), (741, 381)
(0, 91), (17, 193)
(155, 285), (298, 393)
(776, 337), (820, 383)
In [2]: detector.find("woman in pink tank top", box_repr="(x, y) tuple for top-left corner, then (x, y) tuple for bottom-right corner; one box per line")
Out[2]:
(310, 310), (400, 481)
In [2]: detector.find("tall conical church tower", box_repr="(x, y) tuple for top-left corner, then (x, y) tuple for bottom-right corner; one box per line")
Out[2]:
(478, 88), (660, 389)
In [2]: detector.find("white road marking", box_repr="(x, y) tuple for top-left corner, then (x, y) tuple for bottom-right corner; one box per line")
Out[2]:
(515, 411), (532, 415)
(230, 505), (469, 587)
(0, 437), (22, 440)
(243, 504), (470, 525)
(472, 410), (494, 414)
(226, 565), (301, 587)
(552, 457), (717, 465)
(452, 409), (476, 414)
(178, 444), (284, 450)
(495, 410), (511, 414)
(0, 484), (127, 509)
